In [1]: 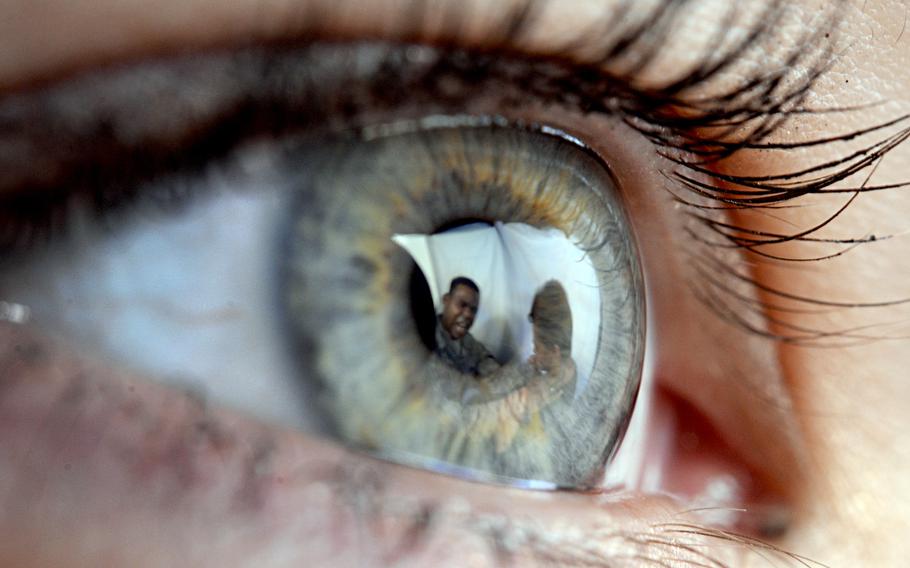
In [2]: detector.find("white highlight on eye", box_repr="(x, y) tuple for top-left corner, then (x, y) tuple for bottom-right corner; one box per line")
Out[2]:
(394, 221), (602, 391)
(0, 300), (30, 324)
(689, 474), (743, 528)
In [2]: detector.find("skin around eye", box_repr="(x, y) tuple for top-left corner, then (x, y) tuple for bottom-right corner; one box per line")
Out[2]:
(2, 1), (910, 567)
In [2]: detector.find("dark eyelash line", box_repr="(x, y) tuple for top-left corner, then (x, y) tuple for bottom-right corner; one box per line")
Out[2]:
(0, 2), (845, 207)
(579, 0), (910, 343)
(690, 244), (910, 347)
(0, 0), (906, 346)
(666, 116), (910, 200)
(0, 2), (886, 562)
(424, 0), (910, 343)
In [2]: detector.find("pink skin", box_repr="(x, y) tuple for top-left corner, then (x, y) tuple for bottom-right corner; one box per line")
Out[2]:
(440, 285), (479, 340)
(3, 0), (910, 565)
(0, 324), (749, 567)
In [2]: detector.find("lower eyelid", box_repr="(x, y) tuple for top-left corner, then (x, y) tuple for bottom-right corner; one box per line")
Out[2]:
(0, 325), (327, 514)
(1, 324), (760, 566)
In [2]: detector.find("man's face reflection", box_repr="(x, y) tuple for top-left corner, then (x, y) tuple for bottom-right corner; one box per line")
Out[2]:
(440, 284), (479, 340)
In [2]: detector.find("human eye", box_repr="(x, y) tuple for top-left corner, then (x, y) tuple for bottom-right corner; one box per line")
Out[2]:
(3, 1), (910, 567)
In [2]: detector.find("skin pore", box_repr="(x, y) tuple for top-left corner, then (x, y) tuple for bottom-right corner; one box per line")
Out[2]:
(2, 0), (910, 566)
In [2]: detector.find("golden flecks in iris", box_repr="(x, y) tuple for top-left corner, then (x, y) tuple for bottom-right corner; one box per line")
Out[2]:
(281, 124), (642, 487)
(408, 130), (600, 235)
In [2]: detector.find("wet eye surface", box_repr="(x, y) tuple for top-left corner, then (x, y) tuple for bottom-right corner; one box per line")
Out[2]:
(282, 124), (644, 488)
(0, 114), (645, 489)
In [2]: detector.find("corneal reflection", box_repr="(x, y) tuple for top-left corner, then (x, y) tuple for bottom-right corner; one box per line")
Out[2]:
(283, 123), (645, 488)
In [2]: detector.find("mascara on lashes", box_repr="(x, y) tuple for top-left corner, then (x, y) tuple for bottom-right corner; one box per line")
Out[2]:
(0, 0), (904, 339)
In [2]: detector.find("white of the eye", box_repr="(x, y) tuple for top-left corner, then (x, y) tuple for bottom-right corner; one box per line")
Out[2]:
(1, 165), (323, 432)
(604, 302), (655, 490)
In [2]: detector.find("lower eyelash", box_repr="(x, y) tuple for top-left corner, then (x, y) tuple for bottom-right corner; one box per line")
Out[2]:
(314, 457), (820, 567)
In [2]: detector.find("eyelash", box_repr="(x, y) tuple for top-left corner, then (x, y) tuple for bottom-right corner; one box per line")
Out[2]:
(0, 0), (906, 346)
(2, 3), (895, 564)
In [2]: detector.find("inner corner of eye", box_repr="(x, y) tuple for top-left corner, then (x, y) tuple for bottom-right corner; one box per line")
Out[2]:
(280, 121), (646, 490)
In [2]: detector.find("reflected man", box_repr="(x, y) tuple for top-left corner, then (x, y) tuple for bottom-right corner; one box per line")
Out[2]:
(435, 276), (500, 377)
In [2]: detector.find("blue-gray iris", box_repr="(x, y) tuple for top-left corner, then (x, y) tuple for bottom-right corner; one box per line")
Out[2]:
(284, 123), (644, 489)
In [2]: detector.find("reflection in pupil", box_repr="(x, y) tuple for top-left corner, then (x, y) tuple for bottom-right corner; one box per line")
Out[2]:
(435, 275), (501, 376)
(527, 281), (576, 401)
(395, 220), (599, 389)
(390, 220), (607, 484)
(424, 276), (577, 405)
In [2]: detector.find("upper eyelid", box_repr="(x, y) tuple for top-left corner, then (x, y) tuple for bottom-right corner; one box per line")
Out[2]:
(0, 0), (827, 143)
(0, 0), (827, 199)
(0, 37), (770, 256)
(5, 3), (908, 282)
(1, 0), (876, 231)
(0, 41), (693, 203)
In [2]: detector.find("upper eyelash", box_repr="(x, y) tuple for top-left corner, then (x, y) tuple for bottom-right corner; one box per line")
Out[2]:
(0, 1), (882, 217)
(316, 458), (827, 566)
(0, 0), (907, 344)
(550, 0), (910, 342)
